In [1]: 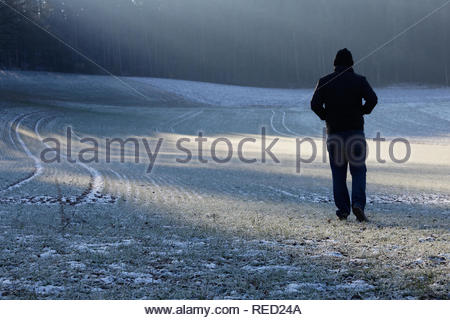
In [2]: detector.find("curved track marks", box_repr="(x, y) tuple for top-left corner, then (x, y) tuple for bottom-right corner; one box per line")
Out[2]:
(270, 109), (302, 138)
(1, 113), (45, 193)
(270, 110), (290, 137)
(281, 111), (301, 136)
(0, 112), (116, 205)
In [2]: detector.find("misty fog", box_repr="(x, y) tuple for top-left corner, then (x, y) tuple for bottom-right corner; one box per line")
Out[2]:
(1, 0), (449, 87)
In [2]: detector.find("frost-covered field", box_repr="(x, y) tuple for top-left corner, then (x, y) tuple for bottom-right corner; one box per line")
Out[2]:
(0, 71), (448, 299)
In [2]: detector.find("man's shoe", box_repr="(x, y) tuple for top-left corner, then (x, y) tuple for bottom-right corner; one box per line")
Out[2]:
(352, 205), (368, 222)
(336, 210), (349, 221)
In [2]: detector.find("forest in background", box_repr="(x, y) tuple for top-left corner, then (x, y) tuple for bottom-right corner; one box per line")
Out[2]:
(0, 0), (449, 87)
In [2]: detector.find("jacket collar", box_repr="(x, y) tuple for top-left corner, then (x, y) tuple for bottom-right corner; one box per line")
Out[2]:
(334, 65), (354, 73)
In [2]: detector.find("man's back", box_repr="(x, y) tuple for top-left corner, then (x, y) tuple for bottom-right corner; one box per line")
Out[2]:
(311, 65), (377, 134)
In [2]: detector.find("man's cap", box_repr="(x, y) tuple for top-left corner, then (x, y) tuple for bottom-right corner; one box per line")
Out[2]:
(334, 48), (354, 67)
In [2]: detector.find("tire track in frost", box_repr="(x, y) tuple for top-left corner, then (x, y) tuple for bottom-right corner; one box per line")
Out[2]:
(32, 115), (116, 205)
(270, 110), (290, 137)
(3, 112), (38, 159)
(7, 114), (22, 150)
(0, 112), (26, 191)
(1, 113), (45, 193)
(0, 112), (24, 165)
(34, 116), (59, 187)
(57, 132), (112, 205)
(47, 121), (100, 204)
(270, 109), (303, 137)
(35, 115), (95, 205)
(281, 111), (301, 136)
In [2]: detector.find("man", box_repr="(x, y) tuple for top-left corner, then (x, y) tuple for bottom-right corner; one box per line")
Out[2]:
(311, 48), (377, 222)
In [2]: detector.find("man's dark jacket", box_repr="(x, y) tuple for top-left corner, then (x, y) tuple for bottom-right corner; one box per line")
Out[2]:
(311, 66), (378, 134)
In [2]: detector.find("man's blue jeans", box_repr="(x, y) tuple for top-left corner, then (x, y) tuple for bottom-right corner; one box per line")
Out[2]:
(327, 130), (367, 218)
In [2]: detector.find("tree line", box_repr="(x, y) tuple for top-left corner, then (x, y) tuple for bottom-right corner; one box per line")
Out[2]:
(0, 0), (449, 87)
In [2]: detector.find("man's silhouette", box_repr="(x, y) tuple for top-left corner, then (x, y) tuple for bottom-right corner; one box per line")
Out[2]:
(311, 48), (377, 222)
